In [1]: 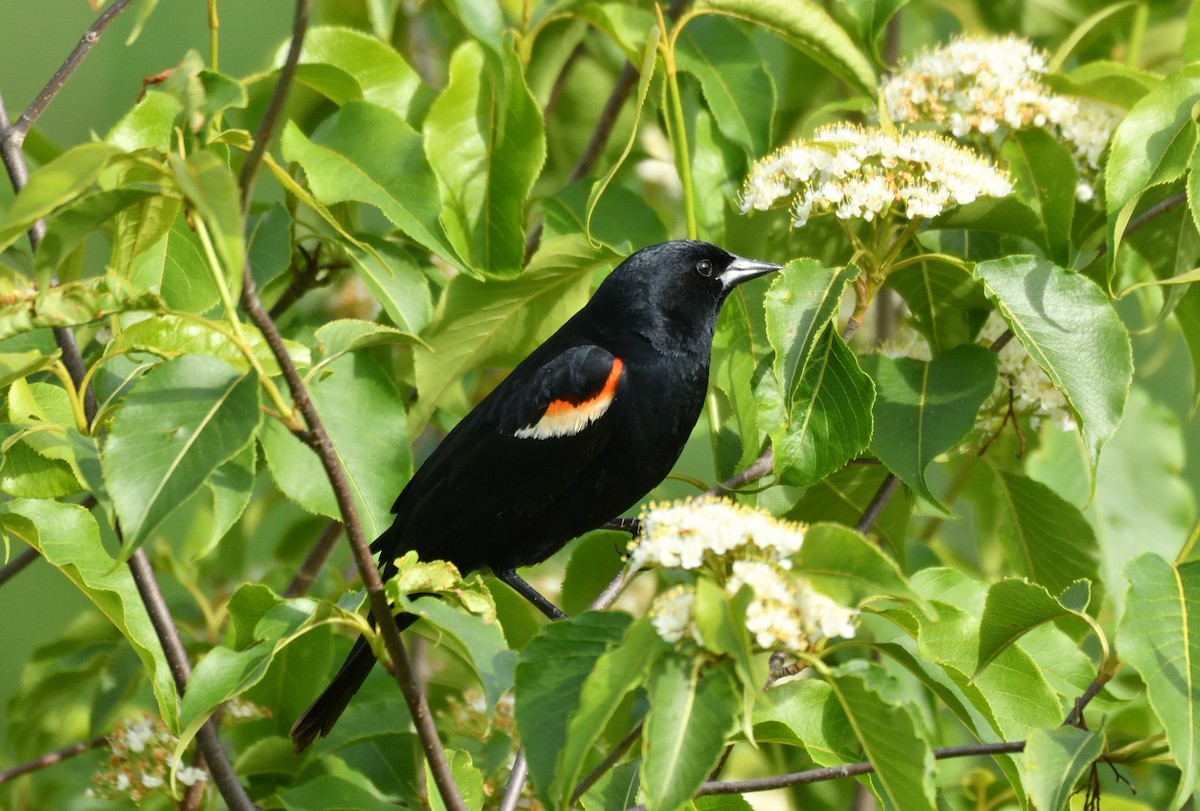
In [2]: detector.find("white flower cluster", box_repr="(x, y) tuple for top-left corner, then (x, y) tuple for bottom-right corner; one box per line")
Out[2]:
(881, 35), (1124, 202)
(87, 715), (207, 803)
(880, 313), (1075, 433)
(636, 497), (858, 654)
(980, 311), (1076, 431)
(740, 125), (1011, 226)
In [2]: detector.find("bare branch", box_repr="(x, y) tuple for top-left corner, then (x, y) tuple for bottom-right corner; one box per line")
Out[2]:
(0, 736), (106, 786)
(0, 547), (39, 589)
(239, 0), (311, 206)
(854, 473), (900, 535)
(284, 521), (343, 598)
(7, 0), (138, 141)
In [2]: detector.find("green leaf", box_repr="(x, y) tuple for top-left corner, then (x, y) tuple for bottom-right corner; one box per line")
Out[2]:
(260, 352), (410, 540)
(540, 181), (668, 256)
(345, 237), (433, 333)
(515, 612), (632, 802)
(278, 774), (399, 811)
(289, 26), (426, 122)
(0, 500), (179, 731)
(1118, 554), (1200, 806)
(759, 322), (875, 486)
(179, 593), (368, 755)
(1105, 66), (1200, 277)
(403, 596), (516, 716)
(311, 318), (424, 372)
(168, 151), (245, 298)
(642, 654), (738, 811)
(281, 101), (466, 273)
(1000, 128), (1078, 266)
(873, 637), (1027, 802)
(427, 749), (485, 811)
(34, 188), (162, 279)
(765, 261), (857, 404)
(760, 263), (873, 485)
(753, 677), (858, 762)
(1024, 726), (1103, 811)
(1173, 282), (1200, 414)
(788, 465), (910, 557)
(192, 443), (256, 559)
(976, 579), (1092, 675)
(108, 313), (309, 375)
(975, 256), (1132, 468)
(824, 664), (936, 811)
(409, 235), (614, 433)
(0, 143), (122, 253)
(424, 42), (545, 278)
(988, 469), (1103, 603)
(795, 522), (929, 612)
(102, 355), (261, 554)
(692, 579), (757, 740)
(107, 92), (183, 151)
(675, 17), (775, 157)
(129, 213), (221, 313)
(0, 431), (81, 498)
(887, 260), (989, 356)
(552, 618), (663, 808)
(0, 348), (60, 389)
(586, 28), (659, 241)
(859, 345), (997, 508)
(694, 0), (876, 95)
(0, 274), (162, 341)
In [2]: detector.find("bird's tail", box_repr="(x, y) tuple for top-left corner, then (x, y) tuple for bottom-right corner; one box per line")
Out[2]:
(290, 612), (420, 752)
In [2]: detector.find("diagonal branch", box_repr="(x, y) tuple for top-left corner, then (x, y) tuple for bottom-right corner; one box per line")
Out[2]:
(6, 0), (137, 143)
(0, 736), (107, 786)
(233, 3), (463, 807)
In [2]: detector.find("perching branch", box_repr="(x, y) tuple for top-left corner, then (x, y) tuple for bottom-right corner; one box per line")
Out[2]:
(233, 4), (463, 807)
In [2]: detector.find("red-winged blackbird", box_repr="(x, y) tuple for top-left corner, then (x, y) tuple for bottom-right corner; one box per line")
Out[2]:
(291, 240), (780, 750)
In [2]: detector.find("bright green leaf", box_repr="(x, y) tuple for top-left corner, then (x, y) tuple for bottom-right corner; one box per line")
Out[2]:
(694, 0), (876, 94)
(975, 256), (1132, 468)
(1001, 128), (1078, 266)
(281, 101), (466, 273)
(0, 274), (161, 341)
(1024, 726), (1102, 811)
(642, 654), (738, 811)
(515, 611), (632, 802)
(1118, 554), (1200, 806)
(860, 345), (997, 508)
(102, 355), (261, 554)
(287, 26), (426, 121)
(260, 352), (410, 540)
(976, 579), (1093, 675)
(424, 42), (545, 278)
(1, 500), (179, 731)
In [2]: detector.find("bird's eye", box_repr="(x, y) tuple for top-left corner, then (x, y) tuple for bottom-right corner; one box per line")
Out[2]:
(695, 259), (714, 278)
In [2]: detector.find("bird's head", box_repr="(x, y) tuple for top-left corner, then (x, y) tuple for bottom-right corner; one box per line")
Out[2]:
(589, 240), (781, 351)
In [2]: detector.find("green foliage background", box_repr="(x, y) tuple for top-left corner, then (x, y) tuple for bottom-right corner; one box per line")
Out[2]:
(0, 1), (1199, 810)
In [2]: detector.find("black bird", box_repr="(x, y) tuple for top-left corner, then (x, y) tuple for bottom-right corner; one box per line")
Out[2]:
(291, 240), (780, 750)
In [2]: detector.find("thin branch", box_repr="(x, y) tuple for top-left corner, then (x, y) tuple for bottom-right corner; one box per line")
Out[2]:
(570, 722), (644, 804)
(2, 72), (257, 811)
(233, 2), (461, 801)
(238, 0), (311, 207)
(284, 521), (343, 598)
(497, 752), (529, 811)
(854, 473), (899, 534)
(705, 447), (774, 496)
(619, 740), (1029, 805)
(1095, 190), (1187, 258)
(7, 0), (138, 142)
(524, 0), (692, 259)
(0, 547), (39, 589)
(240, 203), (466, 811)
(0, 735), (107, 785)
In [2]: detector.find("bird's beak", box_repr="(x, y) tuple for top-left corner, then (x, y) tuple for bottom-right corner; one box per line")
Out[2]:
(718, 255), (783, 289)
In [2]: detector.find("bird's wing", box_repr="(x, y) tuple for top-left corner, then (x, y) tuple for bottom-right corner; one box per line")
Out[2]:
(375, 344), (626, 570)
(490, 344), (624, 440)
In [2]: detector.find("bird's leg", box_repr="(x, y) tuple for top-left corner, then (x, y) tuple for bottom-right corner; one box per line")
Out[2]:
(496, 570), (568, 621)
